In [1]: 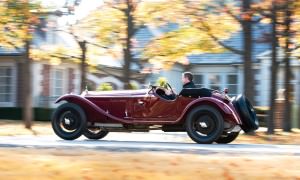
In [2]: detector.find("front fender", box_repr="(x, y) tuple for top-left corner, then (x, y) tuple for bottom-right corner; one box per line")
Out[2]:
(55, 94), (130, 123)
(178, 97), (242, 125)
(55, 94), (81, 104)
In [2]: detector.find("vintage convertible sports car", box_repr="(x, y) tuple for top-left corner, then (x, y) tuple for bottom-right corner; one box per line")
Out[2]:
(51, 83), (258, 144)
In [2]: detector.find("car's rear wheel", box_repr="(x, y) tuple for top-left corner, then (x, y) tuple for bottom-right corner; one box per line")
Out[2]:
(215, 131), (239, 144)
(51, 103), (86, 140)
(83, 127), (109, 140)
(185, 105), (224, 144)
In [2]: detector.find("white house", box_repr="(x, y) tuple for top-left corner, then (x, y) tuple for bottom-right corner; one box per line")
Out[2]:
(87, 23), (300, 108)
(2, 3), (300, 111)
(0, 6), (82, 109)
(148, 53), (300, 107)
(0, 52), (81, 109)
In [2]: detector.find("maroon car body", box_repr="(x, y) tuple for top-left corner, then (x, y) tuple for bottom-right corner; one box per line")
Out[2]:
(56, 89), (241, 125)
(51, 85), (258, 144)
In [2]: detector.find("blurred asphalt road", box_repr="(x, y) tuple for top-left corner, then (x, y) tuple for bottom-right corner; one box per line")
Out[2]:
(0, 132), (299, 155)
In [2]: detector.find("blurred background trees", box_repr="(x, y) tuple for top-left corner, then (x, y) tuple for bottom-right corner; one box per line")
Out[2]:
(254, 0), (300, 133)
(1, 0), (300, 131)
(88, 0), (300, 133)
(143, 0), (240, 69)
(0, 0), (42, 128)
(84, 0), (185, 89)
(97, 82), (113, 91)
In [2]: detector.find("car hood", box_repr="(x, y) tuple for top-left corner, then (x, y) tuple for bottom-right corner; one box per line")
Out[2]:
(82, 89), (149, 97)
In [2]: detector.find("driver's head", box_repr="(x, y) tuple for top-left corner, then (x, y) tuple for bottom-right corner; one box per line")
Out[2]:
(182, 72), (193, 84)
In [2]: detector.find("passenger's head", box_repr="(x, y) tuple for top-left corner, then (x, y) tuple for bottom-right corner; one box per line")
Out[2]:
(182, 72), (193, 84)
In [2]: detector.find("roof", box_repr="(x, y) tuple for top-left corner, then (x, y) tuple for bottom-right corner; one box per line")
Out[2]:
(132, 22), (271, 66)
(94, 64), (148, 82)
(0, 47), (23, 56)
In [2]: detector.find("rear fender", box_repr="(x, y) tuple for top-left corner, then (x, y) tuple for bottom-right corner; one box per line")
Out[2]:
(180, 97), (242, 125)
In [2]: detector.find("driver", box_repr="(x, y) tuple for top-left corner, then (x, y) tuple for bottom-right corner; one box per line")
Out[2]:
(182, 72), (196, 88)
(160, 86), (175, 100)
(153, 83), (175, 100)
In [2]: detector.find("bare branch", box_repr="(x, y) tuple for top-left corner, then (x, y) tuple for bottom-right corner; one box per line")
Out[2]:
(207, 33), (244, 55)
(132, 24), (145, 35)
(200, 22), (244, 55)
(0, 33), (23, 52)
(53, 53), (81, 60)
(225, 9), (243, 24)
(1, 39), (22, 52)
(218, 1), (243, 24)
(87, 41), (109, 49)
(103, 1), (126, 12)
(291, 44), (300, 51)
(55, 28), (110, 49)
(55, 28), (80, 41)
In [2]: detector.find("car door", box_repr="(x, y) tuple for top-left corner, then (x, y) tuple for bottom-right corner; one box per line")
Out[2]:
(132, 92), (179, 121)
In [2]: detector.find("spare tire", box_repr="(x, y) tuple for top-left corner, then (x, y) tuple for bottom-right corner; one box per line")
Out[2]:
(232, 95), (259, 133)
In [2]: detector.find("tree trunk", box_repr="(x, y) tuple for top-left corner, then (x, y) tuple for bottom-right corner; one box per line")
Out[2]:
(79, 40), (87, 92)
(242, 0), (254, 104)
(267, 3), (279, 134)
(283, 2), (292, 132)
(123, 48), (131, 90)
(123, 0), (134, 90)
(298, 79), (300, 128)
(23, 40), (33, 129)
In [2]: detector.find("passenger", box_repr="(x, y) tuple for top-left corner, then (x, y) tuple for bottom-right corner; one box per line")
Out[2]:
(182, 72), (196, 88)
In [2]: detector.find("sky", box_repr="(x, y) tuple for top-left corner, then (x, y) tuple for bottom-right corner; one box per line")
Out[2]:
(49, 0), (120, 67)
(41, 0), (103, 25)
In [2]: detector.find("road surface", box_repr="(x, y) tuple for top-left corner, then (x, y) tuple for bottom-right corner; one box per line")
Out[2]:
(0, 132), (299, 155)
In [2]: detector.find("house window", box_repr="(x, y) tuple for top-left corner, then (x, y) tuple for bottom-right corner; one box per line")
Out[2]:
(254, 69), (260, 102)
(208, 74), (221, 90)
(227, 74), (238, 96)
(52, 69), (64, 97)
(0, 67), (13, 103)
(289, 71), (296, 101)
(194, 74), (204, 88)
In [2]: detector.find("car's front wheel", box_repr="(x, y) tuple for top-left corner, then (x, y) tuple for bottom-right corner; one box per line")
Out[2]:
(185, 105), (224, 144)
(83, 127), (109, 140)
(51, 103), (87, 140)
(215, 131), (239, 144)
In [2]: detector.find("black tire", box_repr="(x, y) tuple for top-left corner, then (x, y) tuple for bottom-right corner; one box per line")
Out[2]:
(51, 103), (87, 140)
(215, 132), (239, 144)
(232, 95), (259, 133)
(185, 105), (224, 144)
(83, 128), (109, 140)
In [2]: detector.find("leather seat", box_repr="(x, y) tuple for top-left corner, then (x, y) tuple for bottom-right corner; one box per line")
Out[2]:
(179, 88), (213, 98)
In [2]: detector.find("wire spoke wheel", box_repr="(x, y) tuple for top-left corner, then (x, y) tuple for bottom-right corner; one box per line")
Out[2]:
(83, 127), (109, 140)
(215, 131), (240, 144)
(186, 105), (224, 144)
(59, 111), (81, 133)
(51, 103), (86, 140)
(193, 114), (217, 136)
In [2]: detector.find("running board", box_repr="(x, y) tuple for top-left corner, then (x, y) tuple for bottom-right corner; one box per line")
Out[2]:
(94, 123), (124, 128)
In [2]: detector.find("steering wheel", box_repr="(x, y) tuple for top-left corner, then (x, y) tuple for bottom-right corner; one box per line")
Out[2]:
(148, 85), (157, 94)
(166, 83), (176, 95)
